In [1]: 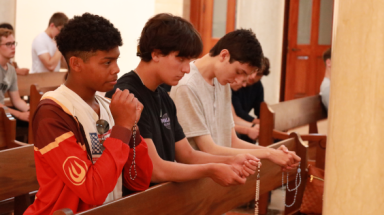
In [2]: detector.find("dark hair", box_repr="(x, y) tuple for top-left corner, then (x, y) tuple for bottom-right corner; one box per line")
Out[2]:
(209, 29), (264, 69)
(56, 13), (123, 65)
(48, 12), (68, 27)
(138, 13), (202, 62)
(262, 57), (270, 76)
(0, 23), (13, 30)
(322, 48), (331, 63)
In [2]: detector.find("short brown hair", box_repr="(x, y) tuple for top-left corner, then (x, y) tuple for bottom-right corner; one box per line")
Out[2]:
(137, 13), (202, 62)
(322, 48), (331, 63)
(49, 12), (68, 27)
(0, 28), (14, 43)
(261, 57), (270, 76)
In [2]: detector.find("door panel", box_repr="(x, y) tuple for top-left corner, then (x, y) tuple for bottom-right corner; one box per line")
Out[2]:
(190, 0), (236, 55)
(284, 0), (333, 101)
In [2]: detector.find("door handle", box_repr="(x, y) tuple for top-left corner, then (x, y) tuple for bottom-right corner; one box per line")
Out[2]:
(291, 48), (301, 51)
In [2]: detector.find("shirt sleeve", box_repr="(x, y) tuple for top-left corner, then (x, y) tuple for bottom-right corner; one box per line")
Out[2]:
(232, 91), (255, 122)
(171, 85), (210, 138)
(253, 82), (264, 118)
(172, 101), (186, 142)
(33, 104), (130, 206)
(8, 65), (18, 92)
(32, 34), (50, 56)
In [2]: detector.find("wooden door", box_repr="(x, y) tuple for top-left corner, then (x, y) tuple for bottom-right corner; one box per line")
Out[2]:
(190, 0), (237, 55)
(284, 0), (333, 101)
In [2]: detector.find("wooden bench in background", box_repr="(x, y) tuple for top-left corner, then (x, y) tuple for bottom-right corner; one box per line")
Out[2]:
(259, 95), (327, 169)
(256, 95), (327, 214)
(0, 145), (38, 215)
(54, 133), (308, 215)
(0, 107), (28, 150)
(28, 84), (60, 143)
(4, 72), (66, 99)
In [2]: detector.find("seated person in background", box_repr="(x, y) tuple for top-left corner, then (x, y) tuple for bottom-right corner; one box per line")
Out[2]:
(0, 23), (29, 75)
(170, 30), (300, 171)
(25, 13), (153, 215)
(31, 12), (68, 73)
(0, 28), (29, 121)
(320, 48), (331, 110)
(231, 57), (270, 143)
(106, 13), (259, 188)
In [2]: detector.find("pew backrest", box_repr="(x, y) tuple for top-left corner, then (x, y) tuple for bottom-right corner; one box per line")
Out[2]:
(0, 107), (28, 149)
(5, 72), (66, 98)
(259, 95), (327, 169)
(0, 145), (38, 200)
(28, 84), (59, 143)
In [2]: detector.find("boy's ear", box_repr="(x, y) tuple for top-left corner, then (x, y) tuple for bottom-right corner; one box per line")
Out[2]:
(326, 58), (331, 68)
(68, 56), (83, 73)
(151, 49), (162, 62)
(219, 49), (230, 62)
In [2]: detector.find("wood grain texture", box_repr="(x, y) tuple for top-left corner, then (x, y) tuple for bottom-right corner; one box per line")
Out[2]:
(0, 145), (38, 200)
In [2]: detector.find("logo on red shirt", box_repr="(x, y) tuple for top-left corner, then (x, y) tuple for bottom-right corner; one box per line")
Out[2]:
(63, 156), (88, 186)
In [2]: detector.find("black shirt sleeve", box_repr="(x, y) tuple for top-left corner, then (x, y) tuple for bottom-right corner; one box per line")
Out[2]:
(172, 101), (185, 142)
(232, 90), (255, 122)
(253, 82), (264, 118)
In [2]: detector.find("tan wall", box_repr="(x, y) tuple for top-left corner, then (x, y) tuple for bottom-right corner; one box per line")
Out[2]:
(236, 0), (285, 105)
(323, 0), (384, 213)
(155, 0), (189, 20)
(0, 0), (16, 28)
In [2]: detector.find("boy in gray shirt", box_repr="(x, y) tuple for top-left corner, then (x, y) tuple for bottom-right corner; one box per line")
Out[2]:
(0, 28), (29, 121)
(170, 29), (301, 170)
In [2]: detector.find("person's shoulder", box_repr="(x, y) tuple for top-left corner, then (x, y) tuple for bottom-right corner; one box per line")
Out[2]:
(32, 32), (46, 42)
(114, 71), (140, 91)
(6, 63), (16, 73)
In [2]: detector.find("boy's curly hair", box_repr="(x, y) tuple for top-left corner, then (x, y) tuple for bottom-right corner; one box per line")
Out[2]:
(56, 13), (122, 64)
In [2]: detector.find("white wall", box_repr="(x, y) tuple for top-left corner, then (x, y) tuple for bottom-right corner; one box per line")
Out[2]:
(0, 0), (16, 27)
(236, 0), (285, 104)
(15, 0), (155, 77)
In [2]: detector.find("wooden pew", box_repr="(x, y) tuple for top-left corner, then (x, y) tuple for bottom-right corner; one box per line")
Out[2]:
(4, 72), (66, 98)
(53, 133), (308, 215)
(28, 84), (60, 143)
(0, 107), (28, 149)
(0, 145), (38, 215)
(259, 95), (327, 169)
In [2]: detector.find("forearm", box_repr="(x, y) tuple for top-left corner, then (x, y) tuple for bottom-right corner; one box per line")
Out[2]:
(44, 51), (62, 71)
(151, 161), (213, 183)
(13, 99), (29, 112)
(231, 137), (273, 159)
(235, 124), (252, 135)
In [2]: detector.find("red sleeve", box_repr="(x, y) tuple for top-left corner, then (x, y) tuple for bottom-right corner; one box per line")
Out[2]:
(123, 133), (153, 191)
(33, 104), (130, 205)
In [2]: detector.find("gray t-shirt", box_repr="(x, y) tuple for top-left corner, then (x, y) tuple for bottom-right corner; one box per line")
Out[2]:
(320, 77), (330, 110)
(170, 62), (234, 149)
(0, 63), (18, 104)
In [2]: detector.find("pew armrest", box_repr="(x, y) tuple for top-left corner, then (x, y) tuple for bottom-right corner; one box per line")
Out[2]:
(13, 140), (29, 147)
(53, 208), (75, 215)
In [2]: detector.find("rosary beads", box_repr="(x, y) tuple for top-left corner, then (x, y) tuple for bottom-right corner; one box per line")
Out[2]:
(282, 162), (301, 207)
